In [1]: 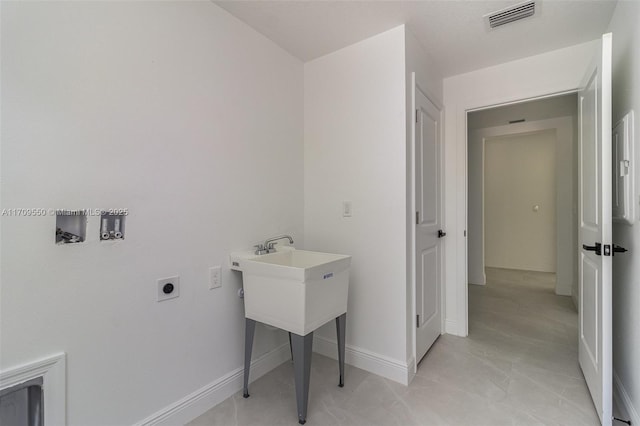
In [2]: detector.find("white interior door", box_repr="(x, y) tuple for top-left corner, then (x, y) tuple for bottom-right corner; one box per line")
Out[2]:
(415, 87), (443, 363)
(578, 32), (612, 426)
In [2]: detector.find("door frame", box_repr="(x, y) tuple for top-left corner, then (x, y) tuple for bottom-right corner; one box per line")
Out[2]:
(410, 72), (446, 374)
(459, 89), (580, 335)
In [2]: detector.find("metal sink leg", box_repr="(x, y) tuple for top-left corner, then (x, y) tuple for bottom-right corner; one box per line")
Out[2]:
(291, 331), (313, 425)
(243, 318), (256, 398)
(336, 313), (346, 387)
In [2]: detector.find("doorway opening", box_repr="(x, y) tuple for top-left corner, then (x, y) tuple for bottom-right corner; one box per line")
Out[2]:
(467, 93), (579, 301)
(466, 93), (581, 334)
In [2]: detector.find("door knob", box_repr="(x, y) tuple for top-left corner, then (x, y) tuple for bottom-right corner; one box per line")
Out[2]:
(613, 244), (628, 256)
(438, 230), (447, 238)
(583, 242), (628, 256)
(582, 242), (602, 256)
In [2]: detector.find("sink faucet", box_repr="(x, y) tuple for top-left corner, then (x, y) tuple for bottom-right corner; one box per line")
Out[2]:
(260, 235), (294, 254)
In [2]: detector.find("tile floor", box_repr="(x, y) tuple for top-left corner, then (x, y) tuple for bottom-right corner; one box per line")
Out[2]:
(189, 268), (599, 425)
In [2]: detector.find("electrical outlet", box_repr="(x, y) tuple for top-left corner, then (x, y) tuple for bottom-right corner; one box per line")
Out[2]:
(209, 266), (222, 289)
(342, 201), (352, 217)
(157, 276), (180, 302)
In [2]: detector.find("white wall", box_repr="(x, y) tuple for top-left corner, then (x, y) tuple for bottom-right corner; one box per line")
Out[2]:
(0, 2), (303, 424)
(304, 26), (410, 376)
(405, 27), (444, 373)
(484, 130), (557, 272)
(443, 40), (598, 336)
(607, 1), (640, 423)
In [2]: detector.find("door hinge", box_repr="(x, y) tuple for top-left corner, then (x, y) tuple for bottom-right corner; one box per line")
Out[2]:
(416, 315), (420, 328)
(416, 211), (419, 225)
(464, 230), (467, 237)
(416, 109), (418, 123)
(604, 244), (611, 256)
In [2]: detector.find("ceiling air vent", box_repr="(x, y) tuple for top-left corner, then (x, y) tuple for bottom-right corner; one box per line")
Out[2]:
(486, 1), (537, 29)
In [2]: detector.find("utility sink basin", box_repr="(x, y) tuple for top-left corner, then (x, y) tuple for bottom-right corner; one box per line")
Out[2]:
(230, 248), (351, 336)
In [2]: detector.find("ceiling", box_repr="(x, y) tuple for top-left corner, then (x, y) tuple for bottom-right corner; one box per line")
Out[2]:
(215, 0), (617, 77)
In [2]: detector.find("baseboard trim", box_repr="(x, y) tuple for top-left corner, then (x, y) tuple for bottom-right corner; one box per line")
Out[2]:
(135, 343), (291, 426)
(312, 335), (411, 385)
(613, 370), (640, 426)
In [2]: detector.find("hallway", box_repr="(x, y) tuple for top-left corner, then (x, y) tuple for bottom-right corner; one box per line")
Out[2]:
(190, 268), (598, 425)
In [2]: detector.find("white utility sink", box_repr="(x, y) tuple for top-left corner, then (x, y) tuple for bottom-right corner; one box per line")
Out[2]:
(230, 247), (351, 336)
